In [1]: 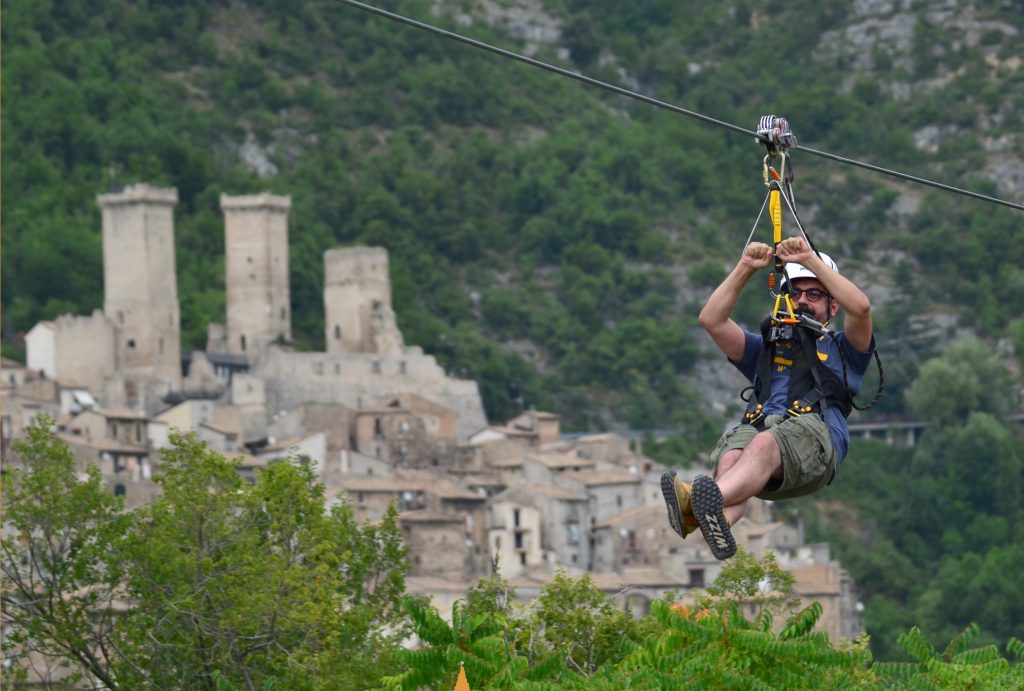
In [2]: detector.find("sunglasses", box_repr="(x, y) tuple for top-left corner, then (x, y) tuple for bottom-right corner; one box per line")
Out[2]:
(790, 288), (829, 302)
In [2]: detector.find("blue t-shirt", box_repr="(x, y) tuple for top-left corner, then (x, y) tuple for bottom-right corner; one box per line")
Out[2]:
(731, 329), (875, 462)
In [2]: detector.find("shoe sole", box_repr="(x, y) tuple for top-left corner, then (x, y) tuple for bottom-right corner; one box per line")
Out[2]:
(660, 471), (685, 539)
(691, 475), (736, 560)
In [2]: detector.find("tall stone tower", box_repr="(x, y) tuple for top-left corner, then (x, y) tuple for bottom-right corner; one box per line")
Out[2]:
(221, 193), (292, 360)
(97, 184), (182, 396)
(324, 247), (403, 355)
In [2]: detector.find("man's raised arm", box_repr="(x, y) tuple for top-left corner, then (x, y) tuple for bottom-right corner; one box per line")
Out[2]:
(699, 242), (773, 362)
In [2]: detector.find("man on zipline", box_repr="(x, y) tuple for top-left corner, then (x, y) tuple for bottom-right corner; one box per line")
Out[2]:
(662, 236), (875, 560)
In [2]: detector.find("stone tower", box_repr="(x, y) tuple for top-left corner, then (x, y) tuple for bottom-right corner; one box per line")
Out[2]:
(323, 246), (403, 355)
(221, 193), (292, 359)
(97, 184), (182, 394)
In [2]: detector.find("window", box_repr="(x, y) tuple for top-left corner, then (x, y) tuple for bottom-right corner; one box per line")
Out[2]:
(334, 325), (341, 340)
(399, 361), (407, 375)
(689, 569), (705, 588)
(519, 553), (526, 566)
(240, 335), (247, 351)
(114, 484), (126, 497)
(127, 339), (136, 349)
(158, 338), (164, 354)
(513, 509), (521, 527)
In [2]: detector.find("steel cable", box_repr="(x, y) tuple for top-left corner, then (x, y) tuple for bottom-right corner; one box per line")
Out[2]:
(336, 0), (1024, 212)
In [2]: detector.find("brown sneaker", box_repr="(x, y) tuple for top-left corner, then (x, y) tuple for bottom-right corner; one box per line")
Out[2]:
(661, 471), (699, 539)
(691, 474), (736, 560)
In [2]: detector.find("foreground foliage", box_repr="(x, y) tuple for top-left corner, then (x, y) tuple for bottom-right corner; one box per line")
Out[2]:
(381, 554), (1023, 690)
(4, 424), (1022, 688)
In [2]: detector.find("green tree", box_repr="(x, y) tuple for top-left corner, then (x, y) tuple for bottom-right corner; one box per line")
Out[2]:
(698, 548), (799, 624)
(381, 596), (574, 691)
(905, 338), (1016, 424)
(873, 625), (1024, 689)
(1, 425), (410, 689)
(529, 570), (641, 676)
(1, 416), (130, 689)
(119, 434), (409, 689)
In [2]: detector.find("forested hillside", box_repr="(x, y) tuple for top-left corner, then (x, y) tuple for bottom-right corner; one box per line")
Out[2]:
(3, 0), (1023, 662)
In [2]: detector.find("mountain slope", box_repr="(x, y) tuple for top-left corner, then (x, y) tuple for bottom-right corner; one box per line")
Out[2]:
(2, 0), (1022, 429)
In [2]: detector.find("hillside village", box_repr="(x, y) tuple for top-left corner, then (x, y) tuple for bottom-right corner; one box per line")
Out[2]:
(3, 183), (863, 642)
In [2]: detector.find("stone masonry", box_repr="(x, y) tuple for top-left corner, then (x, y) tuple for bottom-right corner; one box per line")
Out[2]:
(98, 184), (182, 393)
(221, 193), (293, 359)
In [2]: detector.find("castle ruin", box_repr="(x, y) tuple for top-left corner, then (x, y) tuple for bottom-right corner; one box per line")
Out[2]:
(222, 193), (293, 359)
(24, 183), (487, 440)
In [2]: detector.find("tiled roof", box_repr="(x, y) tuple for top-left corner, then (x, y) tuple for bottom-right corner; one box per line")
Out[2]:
(399, 510), (463, 523)
(563, 469), (642, 486)
(527, 452), (594, 469)
(591, 505), (659, 529)
(521, 483), (587, 501)
(589, 568), (688, 589)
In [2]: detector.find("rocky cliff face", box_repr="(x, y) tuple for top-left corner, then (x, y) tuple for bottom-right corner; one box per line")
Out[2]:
(814, 0), (1022, 201)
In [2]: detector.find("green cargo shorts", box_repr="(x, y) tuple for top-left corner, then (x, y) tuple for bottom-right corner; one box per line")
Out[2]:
(709, 414), (837, 501)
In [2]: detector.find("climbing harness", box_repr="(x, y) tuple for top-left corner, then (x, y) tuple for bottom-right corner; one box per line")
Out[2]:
(742, 315), (855, 427)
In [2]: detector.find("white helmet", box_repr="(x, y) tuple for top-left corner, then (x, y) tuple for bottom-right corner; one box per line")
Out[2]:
(783, 252), (837, 284)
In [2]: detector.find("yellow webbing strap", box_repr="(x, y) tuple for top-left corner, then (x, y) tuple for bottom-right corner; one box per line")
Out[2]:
(770, 188), (782, 243)
(768, 186), (797, 322)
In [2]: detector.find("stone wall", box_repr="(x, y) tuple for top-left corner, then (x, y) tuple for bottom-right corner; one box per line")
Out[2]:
(256, 349), (486, 441)
(401, 516), (469, 578)
(52, 311), (117, 394)
(230, 373), (269, 441)
(25, 322), (56, 379)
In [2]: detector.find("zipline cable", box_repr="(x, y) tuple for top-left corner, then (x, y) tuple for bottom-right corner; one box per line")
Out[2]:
(336, 0), (1024, 213)
(336, 0), (755, 139)
(790, 142), (1020, 210)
